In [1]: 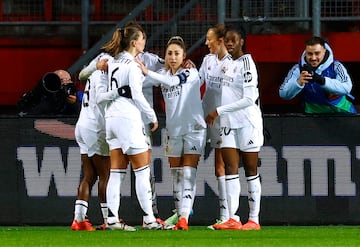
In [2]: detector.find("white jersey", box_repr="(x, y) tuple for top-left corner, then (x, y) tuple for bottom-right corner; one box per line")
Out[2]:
(217, 54), (263, 129)
(199, 53), (233, 116)
(76, 53), (113, 132)
(137, 52), (165, 107)
(104, 51), (157, 124)
(147, 67), (206, 136)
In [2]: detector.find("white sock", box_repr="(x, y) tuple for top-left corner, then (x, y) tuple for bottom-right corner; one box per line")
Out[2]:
(134, 165), (156, 223)
(180, 166), (197, 221)
(100, 202), (108, 225)
(74, 200), (88, 222)
(226, 174), (240, 222)
(171, 167), (184, 214)
(150, 172), (159, 216)
(107, 169), (126, 224)
(217, 175), (229, 221)
(247, 174), (261, 224)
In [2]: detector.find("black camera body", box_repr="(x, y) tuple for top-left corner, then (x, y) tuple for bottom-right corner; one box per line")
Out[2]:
(61, 83), (77, 96)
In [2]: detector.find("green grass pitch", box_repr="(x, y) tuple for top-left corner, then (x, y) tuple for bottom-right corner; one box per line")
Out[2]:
(0, 225), (359, 247)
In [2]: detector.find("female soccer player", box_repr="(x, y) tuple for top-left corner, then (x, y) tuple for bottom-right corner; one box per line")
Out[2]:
(198, 24), (233, 229)
(71, 53), (112, 231)
(97, 22), (165, 230)
(138, 36), (206, 230)
(206, 25), (263, 230)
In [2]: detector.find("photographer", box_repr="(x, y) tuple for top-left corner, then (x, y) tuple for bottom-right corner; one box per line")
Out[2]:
(279, 36), (356, 114)
(17, 69), (80, 116)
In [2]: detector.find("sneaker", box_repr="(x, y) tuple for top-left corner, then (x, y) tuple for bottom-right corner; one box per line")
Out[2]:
(213, 218), (242, 230)
(95, 224), (112, 231)
(207, 219), (225, 230)
(142, 221), (163, 230)
(165, 210), (178, 225)
(108, 221), (136, 231)
(156, 218), (175, 230)
(71, 220), (95, 231)
(174, 217), (188, 231)
(241, 220), (261, 230)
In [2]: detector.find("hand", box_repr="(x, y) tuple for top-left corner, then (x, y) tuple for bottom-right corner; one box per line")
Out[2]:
(312, 72), (325, 85)
(65, 94), (77, 104)
(298, 71), (312, 86)
(205, 110), (219, 126)
(96, 59), (108, 72)
(149, 121), (158, 132)
(182, 59), (196, 69)
(135, 57), (148, 75)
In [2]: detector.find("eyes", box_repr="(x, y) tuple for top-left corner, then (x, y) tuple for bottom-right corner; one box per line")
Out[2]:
(167, 51), (182, 56)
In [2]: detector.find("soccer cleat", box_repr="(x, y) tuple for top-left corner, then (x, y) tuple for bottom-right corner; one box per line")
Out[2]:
(207, 219), (225, 230)
(174, 217), (188, 231)
(95, 224), (112, 231)
(165, 210), (179, 225)
(212, 218), (242, 230)
(156, 218), (175, 230)
(71, 219), (95, 231)
(142, 221), (164, 230)
(241, 220), (261, 230)
(108, 221), (136, 231)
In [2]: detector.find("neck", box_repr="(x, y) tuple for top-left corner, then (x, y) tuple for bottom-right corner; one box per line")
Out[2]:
(217, 46), (228, 60)
(232, 50), (244, 60)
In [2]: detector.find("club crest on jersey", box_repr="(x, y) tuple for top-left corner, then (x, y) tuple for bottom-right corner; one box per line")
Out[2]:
(244, 71), (252, 83)
(221, 66), (228, 73)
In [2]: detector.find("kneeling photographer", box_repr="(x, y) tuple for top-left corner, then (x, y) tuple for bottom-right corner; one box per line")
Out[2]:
(17, 69), (81, 116)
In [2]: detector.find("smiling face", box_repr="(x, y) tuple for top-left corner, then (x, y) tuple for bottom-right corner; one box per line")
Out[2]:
(305, 43), (326, 68)
(205, 29), (222, 54)
(165, 43), (185, 74)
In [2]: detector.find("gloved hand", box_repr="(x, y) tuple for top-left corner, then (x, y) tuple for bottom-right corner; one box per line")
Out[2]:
(301, 64), (325, 85)
(117, 85), (132, 98)
(312, 72), (325, 85)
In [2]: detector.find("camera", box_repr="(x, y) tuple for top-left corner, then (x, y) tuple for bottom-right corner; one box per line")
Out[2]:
(61, 83), (77, 96)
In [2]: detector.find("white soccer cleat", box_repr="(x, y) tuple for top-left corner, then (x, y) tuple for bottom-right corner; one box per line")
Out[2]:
(142, 221), (164, 230)
(108, 221), (136, 231)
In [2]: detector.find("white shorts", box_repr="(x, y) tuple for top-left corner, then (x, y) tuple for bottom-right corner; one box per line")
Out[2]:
(75, 125), (109, 157)
(220, 125), (263, 152)
(207, 119), (221, 149)
(166, 128), (206, 157)
(106, 116), (148, 155)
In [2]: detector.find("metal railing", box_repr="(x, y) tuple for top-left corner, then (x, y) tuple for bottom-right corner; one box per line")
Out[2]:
(1, 0), (359, 73)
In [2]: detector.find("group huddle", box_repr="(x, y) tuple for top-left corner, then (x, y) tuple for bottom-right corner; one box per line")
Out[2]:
(71, 21), (263, 231)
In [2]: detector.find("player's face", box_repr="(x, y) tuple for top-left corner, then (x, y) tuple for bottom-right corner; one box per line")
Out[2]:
(305, 43), (326, 68)
(224, 31), (243, 57)
(165, 44), (185, 73)
(205, 29), (221, 54)
(134, 31), (146, 54)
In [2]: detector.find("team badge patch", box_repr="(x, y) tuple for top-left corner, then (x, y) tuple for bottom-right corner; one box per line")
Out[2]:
(244, 71), (252, 83)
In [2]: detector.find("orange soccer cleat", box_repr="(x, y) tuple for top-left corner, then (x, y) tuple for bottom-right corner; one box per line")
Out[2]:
(212, 218), (242, 230)
(174, 217), (188, 231)
(71, 219), (95, 231)
(241, 220), (261, 230)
